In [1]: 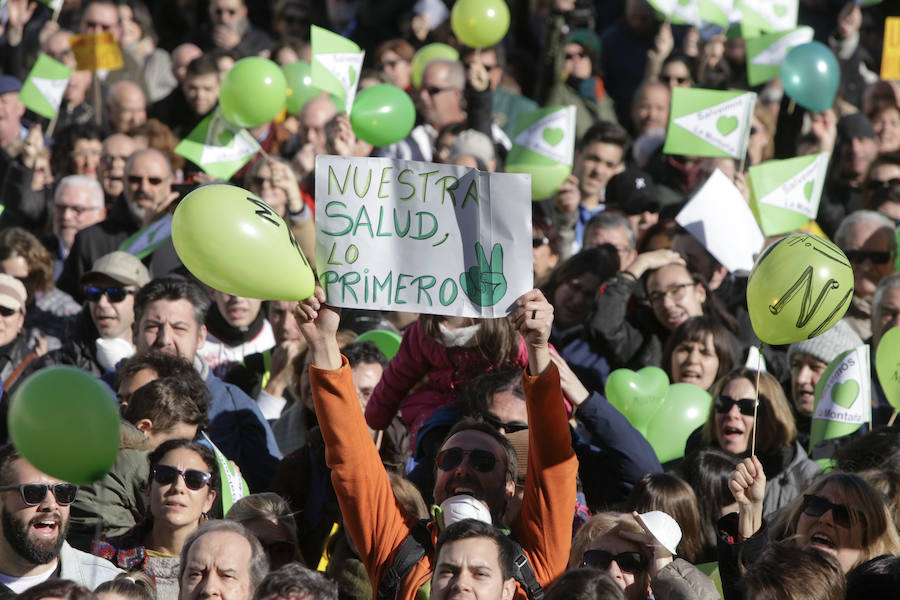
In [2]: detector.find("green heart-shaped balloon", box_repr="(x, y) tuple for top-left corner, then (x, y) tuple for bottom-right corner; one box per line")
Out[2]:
(644, 383), (712, 464)
(605, 367), (669, 433)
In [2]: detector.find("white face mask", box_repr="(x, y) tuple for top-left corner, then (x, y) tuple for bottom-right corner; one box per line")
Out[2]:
(439, 494), (492, 528)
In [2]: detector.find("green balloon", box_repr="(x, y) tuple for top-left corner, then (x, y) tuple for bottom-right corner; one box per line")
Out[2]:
(780, 42), (840, 113)
(9, 367), (119, 485)
(505, 151), (572, 201)
(281, 61), (319, 115)
(746, 233), (854, 345)
(350, 84), (415, 147)
(172, 184), (315, 301)
(644, 383), (712, 464)
(411, 43), (459, 89)
(876, 326), (900, 413)
(356, 329), (402, 360)
(220, 57), (288, 128)
(450, 0), (511, 48)
(604, 367), (669, 433)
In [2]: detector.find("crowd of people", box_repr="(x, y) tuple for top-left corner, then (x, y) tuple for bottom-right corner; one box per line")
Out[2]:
(0, 0), (899, 599)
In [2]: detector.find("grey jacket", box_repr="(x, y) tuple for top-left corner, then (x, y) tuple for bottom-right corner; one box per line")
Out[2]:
(59, 541), (123, 589)
(652, 558), (721, 600)
(761, 441), (821, 518)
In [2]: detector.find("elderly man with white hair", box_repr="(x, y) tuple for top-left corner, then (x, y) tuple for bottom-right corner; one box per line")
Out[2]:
(48, 176), (107, 279)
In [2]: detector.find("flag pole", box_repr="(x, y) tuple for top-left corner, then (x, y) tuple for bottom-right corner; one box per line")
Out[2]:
(751, 343), (762, 456)
(46, 110), (60, 138)
(52, 1), (63, 23)
(93, 75), (102, 126)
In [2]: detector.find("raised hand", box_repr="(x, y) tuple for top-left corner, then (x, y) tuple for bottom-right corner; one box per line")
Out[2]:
(730, 455), (766, 539)
(512, 289), (553, 374)
(293, 286), (342, 369)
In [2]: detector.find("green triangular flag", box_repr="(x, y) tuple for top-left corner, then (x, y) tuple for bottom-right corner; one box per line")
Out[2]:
(36, 0), (63, 11)
(174, 107), (260, 181)
(748, 152), (830, 236)
(506, 105), (575, 199)
(810, 345), (870, 452)
(647, 0), (700, 25)
(698, 0), (733, 27)
(746, 26), (814, 86)
(663, 88), (756, 159)
(736, 0), (797, 34)
(19, 54), (71, 119)
(202, 432), (249, 515)
(311, 25), (364, 114)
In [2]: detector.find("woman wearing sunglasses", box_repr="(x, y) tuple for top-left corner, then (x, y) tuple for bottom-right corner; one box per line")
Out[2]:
(92, 439), (218, 600)
(694, 368), (819, 517)
(568, 512), (718, 600)
(718, 459), (900, 599)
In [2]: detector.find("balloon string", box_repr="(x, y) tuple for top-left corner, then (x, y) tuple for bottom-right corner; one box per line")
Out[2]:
(751, 343), (762, 457)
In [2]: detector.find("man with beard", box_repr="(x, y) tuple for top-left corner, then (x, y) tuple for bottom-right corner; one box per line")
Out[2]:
(0, 445), (120, 596)
(57, 149), (182, 302)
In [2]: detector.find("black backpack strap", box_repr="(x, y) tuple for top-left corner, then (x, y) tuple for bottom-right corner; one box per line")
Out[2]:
(377, 519), (433, 600)
(509, 539), (544, 600)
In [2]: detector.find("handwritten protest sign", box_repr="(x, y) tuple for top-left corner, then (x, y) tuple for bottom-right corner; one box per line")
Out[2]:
(315, 156), (532, 317)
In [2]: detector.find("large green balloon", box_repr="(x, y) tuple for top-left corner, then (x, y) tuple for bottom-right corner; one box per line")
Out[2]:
(172, 184), (315, 300)
(505, 155), (572, 201)
(410, 43), (459, 89)
(282, 61), (319, 115)
(780, 42), (840, 113)
(350, 84), (415, 147)
(604, 367), (669, 433)
(9, 367), (119, 485)
(644, 383), (712, 464)
(450, 0), (511, 48)
(746, 233), (853, 345)
(876, 326), (900, 413)
(220, 57), (288, 128)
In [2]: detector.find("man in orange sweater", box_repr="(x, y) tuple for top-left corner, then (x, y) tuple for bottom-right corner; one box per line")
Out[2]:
(295, 287), (577, 599)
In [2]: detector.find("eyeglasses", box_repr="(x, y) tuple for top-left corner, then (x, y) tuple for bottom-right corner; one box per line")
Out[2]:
(0, 306), (19, 317)
(869, 177), (900, 189)
(55, 203), (99, 215)
(85, 287), (135, 303)
(101, 154), (130, 165)
(581, 550), (648, 573)
(151, 465), (212, 490)
(844, 250), (893, 265)
(127, 174), (166, 186)
(532, 236), (549, 248)
(424, 86), (455, 97)
(0, 483), (78, 506)
(484, 414), (528, 434)
(802, 494), (864, 529)
(251, 176), (274, 187)
(647, 282), (695, 306)
(71, 149), (102, 159)
(565, 51), (585, 60)
(715, 395), (758, 416)
(436, 447), (498, 473)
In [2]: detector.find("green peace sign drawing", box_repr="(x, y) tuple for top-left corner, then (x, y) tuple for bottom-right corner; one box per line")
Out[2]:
(460, 242), (507, 307)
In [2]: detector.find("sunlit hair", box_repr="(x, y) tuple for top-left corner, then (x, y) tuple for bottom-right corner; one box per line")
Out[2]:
(569, 513), (650, 594)
(743, 540), (845, 600)
(626, 473), (703, 563)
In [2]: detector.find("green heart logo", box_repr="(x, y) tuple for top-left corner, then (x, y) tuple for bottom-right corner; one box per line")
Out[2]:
(831, 380), (859, 409)
(605, 367), (669, 431)
(716, 116), (738, 136)
(803, 181), (814, 202)
(773, 4), (787, 18)
(678, 0), (690, 5)
(542, 128), (564, 146)
(348, 66), (357, 86)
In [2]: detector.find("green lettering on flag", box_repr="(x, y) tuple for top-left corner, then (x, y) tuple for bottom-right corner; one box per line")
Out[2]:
(174, 108), (260, 181)
(748, 152), (830, 236)
(663, 88), (756, 159)
(746, 27), (814, 86)
(311, 25), (364, 114)
(19, 54), (71, 119)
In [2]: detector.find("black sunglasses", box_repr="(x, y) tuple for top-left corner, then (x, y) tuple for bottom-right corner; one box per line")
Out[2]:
(0, 306), (18, 317)
(715, 395), (758, 416)
(0, 483), (78, 506)
(484, 413), (528, 433)
(436, 447), (498, 473)
(152, 465), (212, 490)
(532, 236), (549, 248)
(844, 250), (893, 265)
(127, 175), (165, 186)
(85, 287), (135, 303)
(802, 494), (863, 529)
(581, 549), (648, 573)
(261, 540), (296, 562)
(424, 86), (454, 97)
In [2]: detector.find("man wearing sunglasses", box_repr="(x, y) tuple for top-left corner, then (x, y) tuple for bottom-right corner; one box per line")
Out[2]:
(295, 287), (576, 600)
(834, 210), (897, 341)
(0, 445), (121, 595)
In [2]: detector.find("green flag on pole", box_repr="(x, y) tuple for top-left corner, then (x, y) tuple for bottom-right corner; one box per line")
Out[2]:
(745, 26), (814, 86)
(201, 432), (249, 515)
(505, 105), (576, 200)
(311, 25), (364, 114)
(810, 344), (871, 453)
(748, 152), (830, 236)
(736, 0), (797, 33)
(174, 108), (260, 181)
(19, 54), (71, 119)
(698, 0), (734, 27)
(647, 0), (700, 25)
(36, 0), (63, 11)
(663, 88), (756, 159)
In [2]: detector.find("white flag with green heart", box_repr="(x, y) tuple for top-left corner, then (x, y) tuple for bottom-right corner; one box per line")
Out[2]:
(736, 0), (797, 33)
(811, 345), (870, 448)
(663, 88), (756, 159)
(19, 54), (71, 119)
(647, 0), (700, 26)
(506, 105), (576, 199)
(746, 26), (814, 86)
(311, 25), (364, 114)
(174, 107), (260, 180)
(748, 152), (830, 236)
(698, 0), (735, 27)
